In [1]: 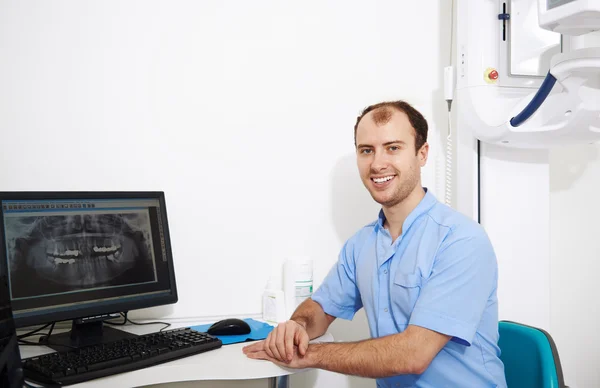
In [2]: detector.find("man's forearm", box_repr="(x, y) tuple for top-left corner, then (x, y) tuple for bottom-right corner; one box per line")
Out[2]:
(290, 298), (334, 340)
(304, 334), (424, 378)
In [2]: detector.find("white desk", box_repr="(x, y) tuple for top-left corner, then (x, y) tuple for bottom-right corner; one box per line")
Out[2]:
(19, 322), (333, 388)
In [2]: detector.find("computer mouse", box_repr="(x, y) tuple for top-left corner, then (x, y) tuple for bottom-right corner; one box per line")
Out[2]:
(207, 318), (251, 336)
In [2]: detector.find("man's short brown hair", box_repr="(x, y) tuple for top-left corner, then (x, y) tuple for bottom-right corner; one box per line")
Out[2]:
(354, 100), (428, 153)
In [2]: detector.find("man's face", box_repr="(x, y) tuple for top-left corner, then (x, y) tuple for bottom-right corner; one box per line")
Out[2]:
(355, 109), (428, 208)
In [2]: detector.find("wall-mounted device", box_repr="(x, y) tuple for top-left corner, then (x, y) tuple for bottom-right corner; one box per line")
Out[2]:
(454, 0), (600, 148)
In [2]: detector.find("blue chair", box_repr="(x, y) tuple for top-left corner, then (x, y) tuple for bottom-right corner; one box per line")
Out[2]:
(498, 320), (567, 388)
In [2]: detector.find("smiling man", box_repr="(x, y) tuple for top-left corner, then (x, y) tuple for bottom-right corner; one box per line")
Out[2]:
(244, 100), (507, 387)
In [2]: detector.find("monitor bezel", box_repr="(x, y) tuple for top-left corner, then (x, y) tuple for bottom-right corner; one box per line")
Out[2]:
(0, 191), (178, 328)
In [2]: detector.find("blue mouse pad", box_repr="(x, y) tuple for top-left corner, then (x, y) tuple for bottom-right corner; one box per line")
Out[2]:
(190, 318), (275, 345)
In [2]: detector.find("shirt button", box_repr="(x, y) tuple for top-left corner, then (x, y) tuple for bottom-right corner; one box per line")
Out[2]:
(384, 308), (388, 312)
(384, 269), (388, 274)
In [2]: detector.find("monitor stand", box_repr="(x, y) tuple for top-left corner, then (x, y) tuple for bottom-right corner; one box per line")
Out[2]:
(40, 319), (138, 352)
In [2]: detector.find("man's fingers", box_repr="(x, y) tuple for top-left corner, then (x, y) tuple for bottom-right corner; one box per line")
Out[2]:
(242, 341), (263, 354)
(246, 350), (287, 368)
(246, 350), (269, 360)
(269, 328), (284, 361)
(284, 325), (296, 361)
(259, 321), (307, 362)
(296, 330), (310, 356)
(264, 333), (275, 359)
(274, 325), (288, 362)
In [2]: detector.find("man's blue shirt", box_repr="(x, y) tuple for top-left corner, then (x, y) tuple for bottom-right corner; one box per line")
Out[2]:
(312, 189), (507, 387)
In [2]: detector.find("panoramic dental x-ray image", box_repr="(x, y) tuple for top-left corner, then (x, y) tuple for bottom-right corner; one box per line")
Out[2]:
(4, 212), (157, 299)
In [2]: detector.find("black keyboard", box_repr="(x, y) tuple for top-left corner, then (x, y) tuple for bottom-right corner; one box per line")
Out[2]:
(22, 327), (222, 386)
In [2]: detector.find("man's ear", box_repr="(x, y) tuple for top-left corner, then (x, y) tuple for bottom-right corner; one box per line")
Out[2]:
(418, 142), (429, 166)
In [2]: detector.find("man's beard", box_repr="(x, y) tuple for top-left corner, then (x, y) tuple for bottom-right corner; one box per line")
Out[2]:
(367, 171), (419, 208)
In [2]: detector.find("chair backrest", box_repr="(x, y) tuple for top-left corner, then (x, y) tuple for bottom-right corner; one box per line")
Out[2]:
(498, 320), (565, 388)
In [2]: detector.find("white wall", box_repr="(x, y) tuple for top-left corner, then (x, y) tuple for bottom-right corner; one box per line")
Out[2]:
(550, 144), (600, 388)
(0, 0), (448, 319)
(0, 1), (451, 387)
(480, 145), (551, 330)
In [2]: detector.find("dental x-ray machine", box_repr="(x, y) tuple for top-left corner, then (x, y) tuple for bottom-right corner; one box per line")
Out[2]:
(454, 0), (600, 148)
(444, 4), (599, 361)
(444, 0), (600, 217)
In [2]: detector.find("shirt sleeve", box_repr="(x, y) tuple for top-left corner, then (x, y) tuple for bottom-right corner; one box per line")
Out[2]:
(311, 238), (363, 320)
(408, 229), (498, 346)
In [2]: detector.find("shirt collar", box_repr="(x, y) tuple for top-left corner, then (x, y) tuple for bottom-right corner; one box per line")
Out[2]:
(376, 187), (437, 235)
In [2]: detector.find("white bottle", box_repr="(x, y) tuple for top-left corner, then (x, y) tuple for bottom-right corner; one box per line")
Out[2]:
(262, 277), (286, 324)
(283, 257), (313, 319)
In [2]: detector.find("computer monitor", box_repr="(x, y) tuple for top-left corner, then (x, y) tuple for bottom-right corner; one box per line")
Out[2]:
(0, 232), (23, 388)
(0, 191), (178, 351)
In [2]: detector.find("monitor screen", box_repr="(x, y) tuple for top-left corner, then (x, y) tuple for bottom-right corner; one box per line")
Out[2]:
(0, 192), (177, 330)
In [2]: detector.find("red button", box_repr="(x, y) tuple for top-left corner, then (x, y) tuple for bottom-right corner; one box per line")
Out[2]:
(489, 70), (499, 80)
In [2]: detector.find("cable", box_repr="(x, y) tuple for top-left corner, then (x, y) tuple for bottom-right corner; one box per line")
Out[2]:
(17, 323), (52, 340)
(107, 312), (171, 332)
(19, 313), (170, 351)
(18, 322), (52, 345)
(443, 0), (455, 208)
(18, 322), (77, 350)
(125, 314), (171, 332)
(445, 108), (453, 207)
(45, 322), (55, 340)
(18, 339), (47, 346)
(104, 313), (128, 326)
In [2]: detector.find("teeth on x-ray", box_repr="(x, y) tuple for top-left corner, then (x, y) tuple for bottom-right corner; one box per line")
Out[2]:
(44, 238), (123, 267)
(6, 213), (155, 289)
(51, 257), (76, 265)
(93, 244), (120, 253)
(47, 249), (80, 257)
